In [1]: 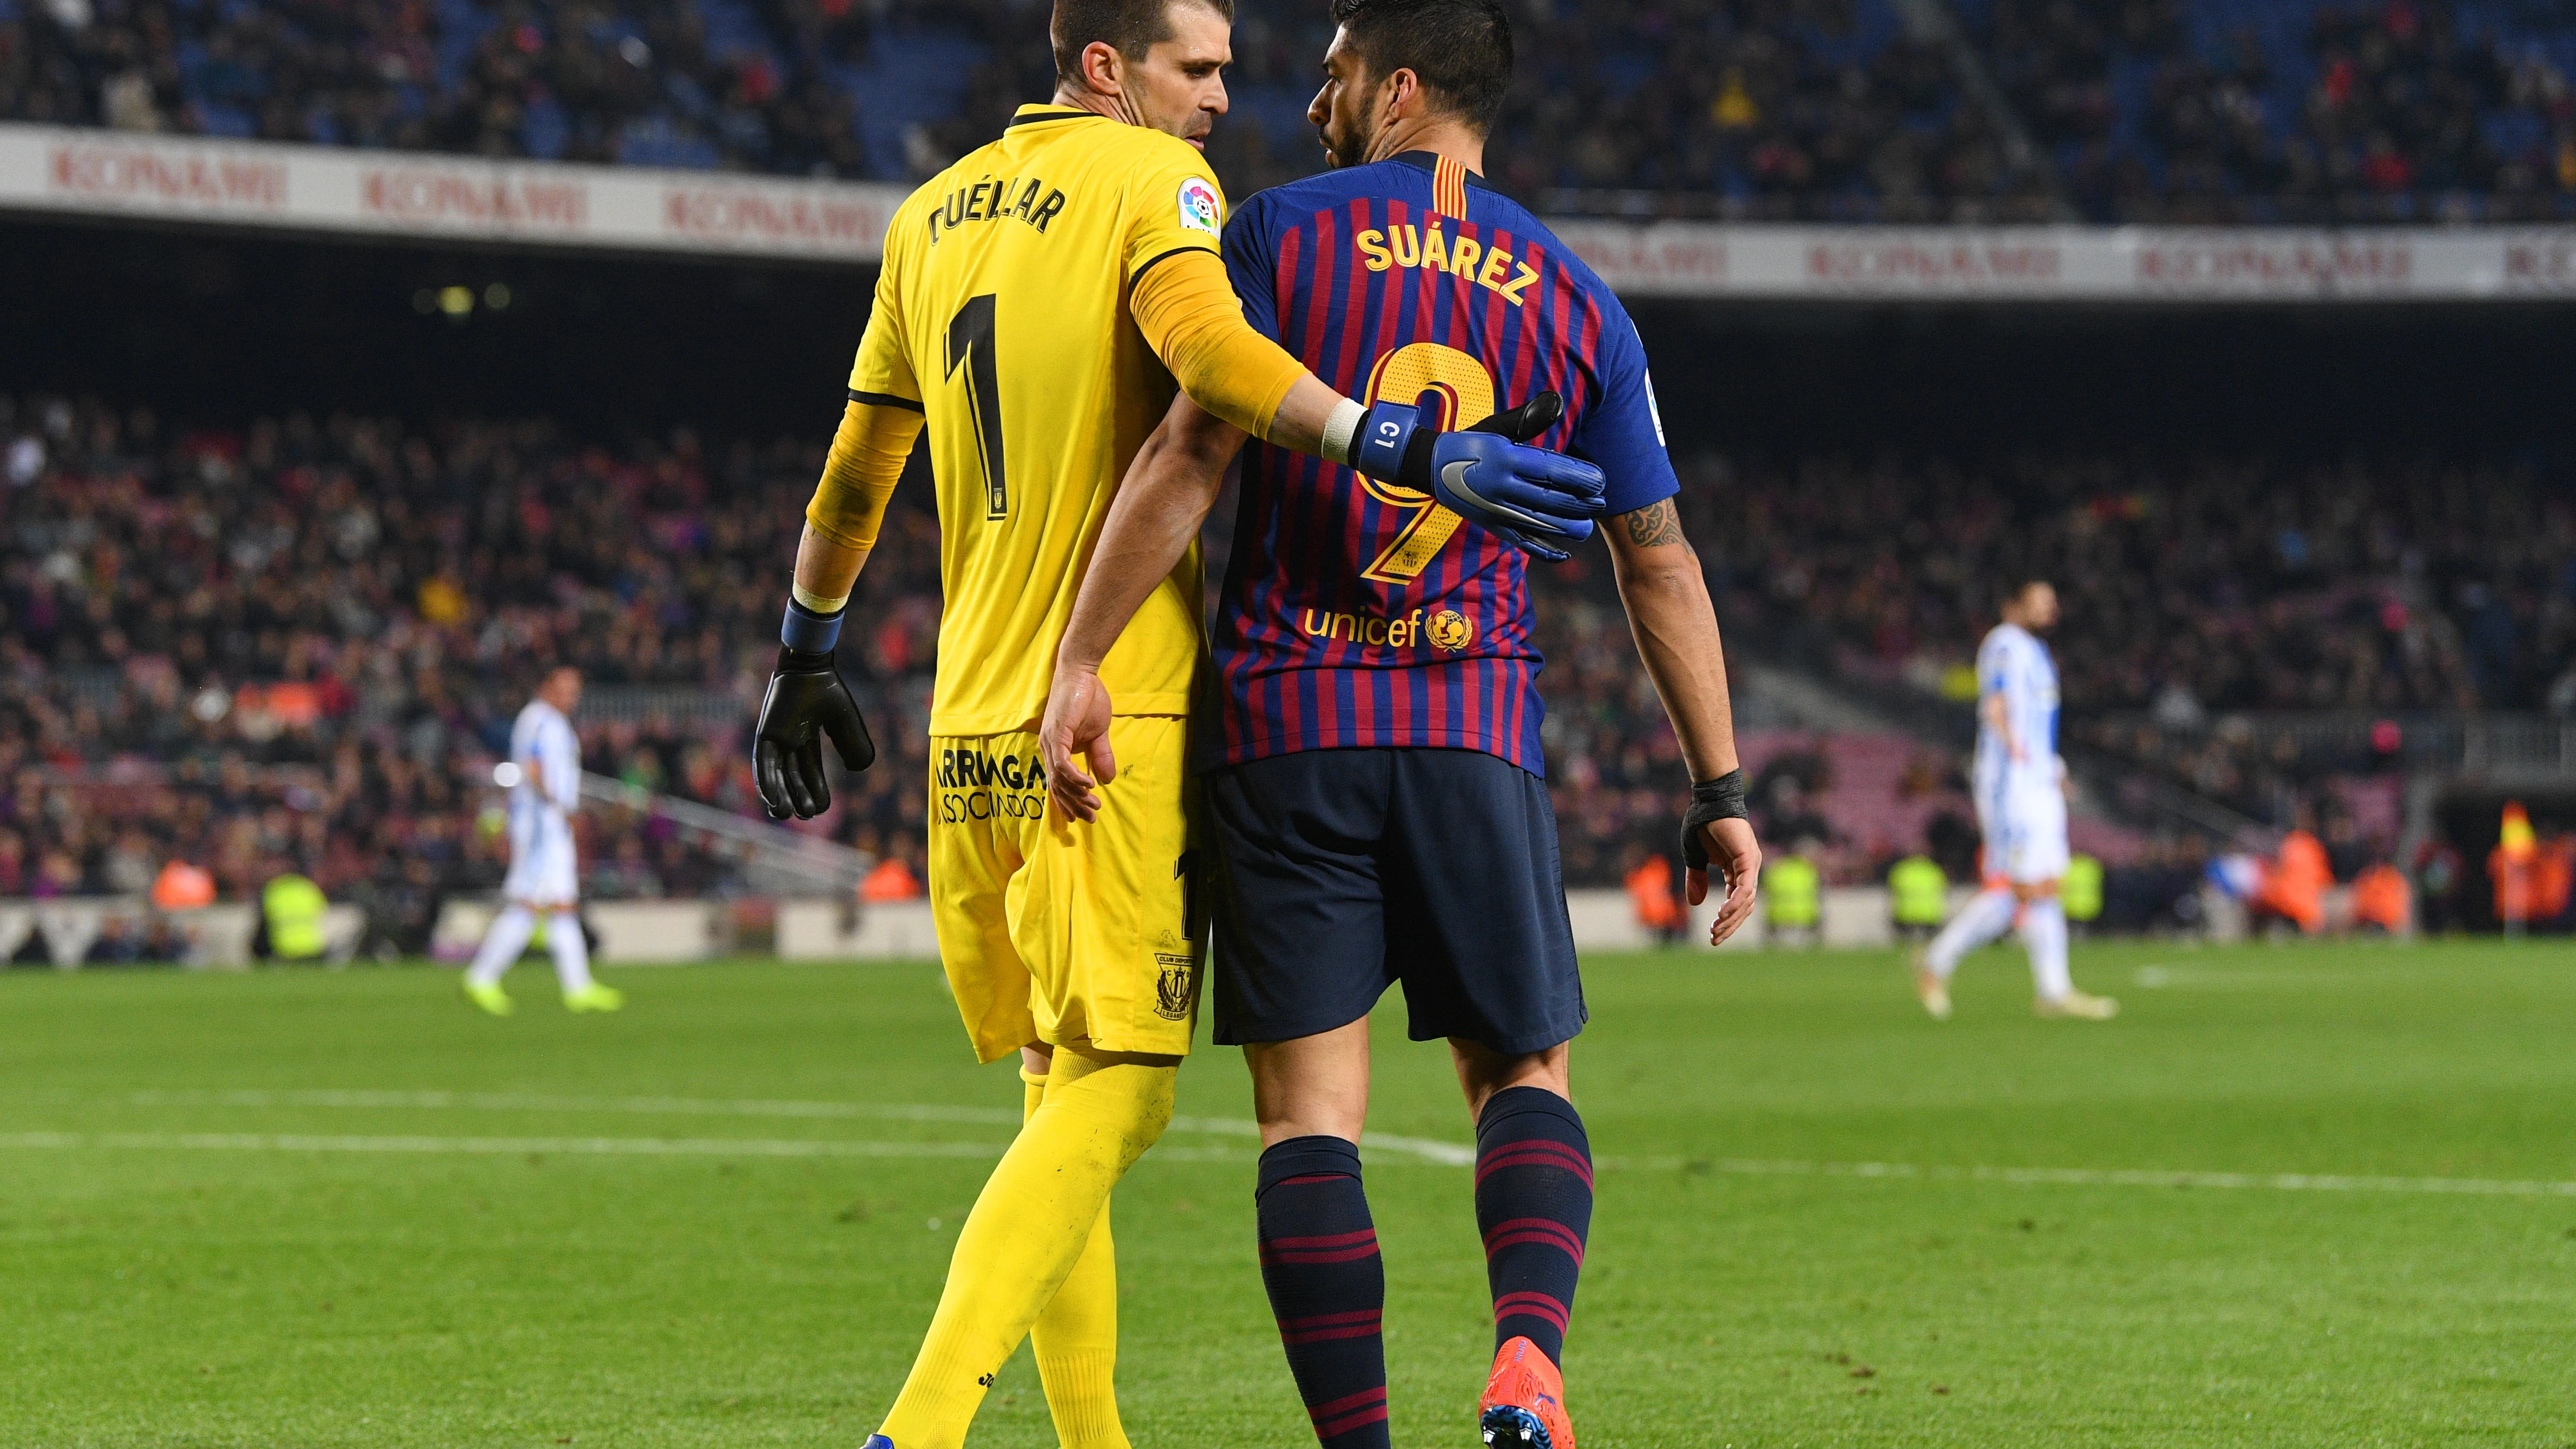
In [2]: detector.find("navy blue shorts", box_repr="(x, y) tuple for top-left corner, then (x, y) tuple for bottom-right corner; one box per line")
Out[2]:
(1203, 747), (1584, 1054)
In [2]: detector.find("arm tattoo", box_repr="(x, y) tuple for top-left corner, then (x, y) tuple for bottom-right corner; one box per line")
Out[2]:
(1620, 498), (1685, 548)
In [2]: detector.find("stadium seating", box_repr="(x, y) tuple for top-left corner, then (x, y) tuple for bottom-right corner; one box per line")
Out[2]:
(1676, 443), (2575, 840)
(1966, 0), (2576, 220)
(14, 385), (2571, 914)
(1683, 446), (2573, 714)
(0, 388), (2104, 926)
(0, 394), (883, 946)
(34, 384), (2558, 926)
(22, 0), (2568, 218)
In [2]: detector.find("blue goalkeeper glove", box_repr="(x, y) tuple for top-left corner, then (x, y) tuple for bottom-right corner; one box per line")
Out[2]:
(1348, 389), (1606, 561)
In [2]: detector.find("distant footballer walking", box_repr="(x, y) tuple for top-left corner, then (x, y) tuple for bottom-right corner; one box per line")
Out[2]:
(462, 666), (621, 1015)
(1913, 581), (2117, 1021)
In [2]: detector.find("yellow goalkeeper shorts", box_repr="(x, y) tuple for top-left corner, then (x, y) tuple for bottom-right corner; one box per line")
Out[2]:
(925, 715), (1204, 1063)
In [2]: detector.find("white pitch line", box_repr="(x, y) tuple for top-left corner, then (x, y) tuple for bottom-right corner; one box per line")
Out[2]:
(2131, 964), (2356, 990)
(0, 1131), (1011, 1160)
(31, 1093), (2560, 1194)
(78, 1088), (1483, 1168)
(121, 1088), (1023, 1125)
(0, 1130), (1272, 1167)
(1601, 1155), (2576, 1198)
(2, 1129), (2566, 1197)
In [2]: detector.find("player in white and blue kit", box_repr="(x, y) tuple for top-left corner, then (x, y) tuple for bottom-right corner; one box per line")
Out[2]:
(1915, 582), (2117, 1020)
(463, 666), (621, 1014)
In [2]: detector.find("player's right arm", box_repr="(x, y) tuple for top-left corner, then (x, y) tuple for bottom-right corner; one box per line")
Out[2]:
(1980, 639), (2023, 762)
(1605, 498), (1759, 945)
(1573, 302), (1760, 944)
(1041, 393), (1245, 822)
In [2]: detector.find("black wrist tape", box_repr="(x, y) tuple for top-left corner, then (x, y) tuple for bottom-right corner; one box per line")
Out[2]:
(1681, 768), (1749, 869)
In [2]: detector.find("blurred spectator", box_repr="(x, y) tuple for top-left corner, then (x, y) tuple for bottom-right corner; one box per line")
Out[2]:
(1622, 847), (1685, 943)
(151, 856), (217, 910)
(1762, 845), (1823, 943)
(2251, 822), (2333, 933)
(2411, 833), (2467, 931)
(859, 847), (922, 902)
(83, 913), (141, 964)
(1887, 851), (1948, 938)
(2351, 857), (2412, 933)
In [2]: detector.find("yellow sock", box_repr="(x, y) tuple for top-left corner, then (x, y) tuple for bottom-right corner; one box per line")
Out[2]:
(1024, 1067), (1129, 1449)
(876, 1048), (1173, 1449)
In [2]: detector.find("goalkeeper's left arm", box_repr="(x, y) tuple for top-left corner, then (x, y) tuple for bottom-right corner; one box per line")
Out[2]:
(752, 397), (917, 819)
(795, 396), (920, 614)
(1128, 250), (1608, 558)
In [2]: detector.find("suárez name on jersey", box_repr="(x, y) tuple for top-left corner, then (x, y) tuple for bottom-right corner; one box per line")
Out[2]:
(1354, 223), (1540, 306)
(928, 175), (1069, 245)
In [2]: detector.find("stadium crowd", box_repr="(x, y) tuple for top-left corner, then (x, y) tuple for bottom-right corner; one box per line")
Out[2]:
(0, 388), (1736, 922)
(14, 0), (2569, 220)
(0, 393), (865, 948)
(1691, 444), (2576, 838)
(1977, 0), (2576, 221)
(8, 388), (2565, 930)
(1698, 448), (2575, 715)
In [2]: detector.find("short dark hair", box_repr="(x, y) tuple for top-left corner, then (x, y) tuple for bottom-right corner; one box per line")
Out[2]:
(1330, 0), (1514, 134)
(1052, 0), (1234, 86)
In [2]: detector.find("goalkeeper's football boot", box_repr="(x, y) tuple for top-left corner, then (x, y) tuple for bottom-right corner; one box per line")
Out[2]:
(462, 980), (514, 1016)
(1910, 949), (1951, 1021)
(861, 1438), (894, 1449)
(563, 984), (625, 1013)
(1479, 1335), (1575, 1449)
(2034, 990), (2118, 1020)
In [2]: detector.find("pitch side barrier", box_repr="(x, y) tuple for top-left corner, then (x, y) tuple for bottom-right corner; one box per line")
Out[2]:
(9, 123), (2576, 301)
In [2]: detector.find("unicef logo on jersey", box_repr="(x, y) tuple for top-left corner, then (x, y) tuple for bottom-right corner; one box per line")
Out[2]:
(1427, 609), (1476, 652)
(1177, 177), (1221, 236)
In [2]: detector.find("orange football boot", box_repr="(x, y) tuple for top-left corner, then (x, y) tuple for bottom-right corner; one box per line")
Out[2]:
(1478, 1335), (1575, 1449)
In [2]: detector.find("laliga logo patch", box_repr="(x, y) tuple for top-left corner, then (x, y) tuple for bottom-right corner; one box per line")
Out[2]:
(1428, 609), (1476, 652)
(1177, 176), (1221, 235)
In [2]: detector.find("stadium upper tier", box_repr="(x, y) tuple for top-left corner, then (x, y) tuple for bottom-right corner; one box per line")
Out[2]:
(5, 0), (2568, 222)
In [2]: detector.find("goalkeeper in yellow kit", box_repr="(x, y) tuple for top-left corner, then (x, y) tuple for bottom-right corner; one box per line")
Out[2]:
(746, 3), (1605, 1446)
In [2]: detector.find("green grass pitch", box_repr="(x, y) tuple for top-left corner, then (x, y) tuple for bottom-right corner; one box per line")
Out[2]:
(3, 939), (2573, 1447)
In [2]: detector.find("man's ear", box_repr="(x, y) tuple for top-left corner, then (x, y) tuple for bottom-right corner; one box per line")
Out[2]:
(1381, 66), (1421, 123)
(1080, 39), (1124, 96)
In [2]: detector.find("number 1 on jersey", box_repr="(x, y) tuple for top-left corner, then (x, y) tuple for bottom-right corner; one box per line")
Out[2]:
(947, 294), (1007, 520)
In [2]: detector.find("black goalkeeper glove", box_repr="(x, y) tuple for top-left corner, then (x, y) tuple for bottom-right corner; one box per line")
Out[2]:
(1681, 769), (1750, 870)
(753, 645), (876, 820)
(1467, 391), (1566, 444)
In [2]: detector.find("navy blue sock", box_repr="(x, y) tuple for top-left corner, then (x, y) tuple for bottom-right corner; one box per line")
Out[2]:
(1255, 1136), (1389, 1448)
(1475, 1085), (1593, 1367)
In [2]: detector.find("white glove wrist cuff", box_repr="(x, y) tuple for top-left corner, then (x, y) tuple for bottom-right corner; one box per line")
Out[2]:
(791, 583), (850, 614)
(1322, 398), (1367, 467)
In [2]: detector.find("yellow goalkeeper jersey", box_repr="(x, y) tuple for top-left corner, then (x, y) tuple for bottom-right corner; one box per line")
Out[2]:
(848, 104), (1228, 737)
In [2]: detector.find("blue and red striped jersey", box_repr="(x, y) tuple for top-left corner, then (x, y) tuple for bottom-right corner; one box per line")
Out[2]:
(1207, 152), (1680, 777)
